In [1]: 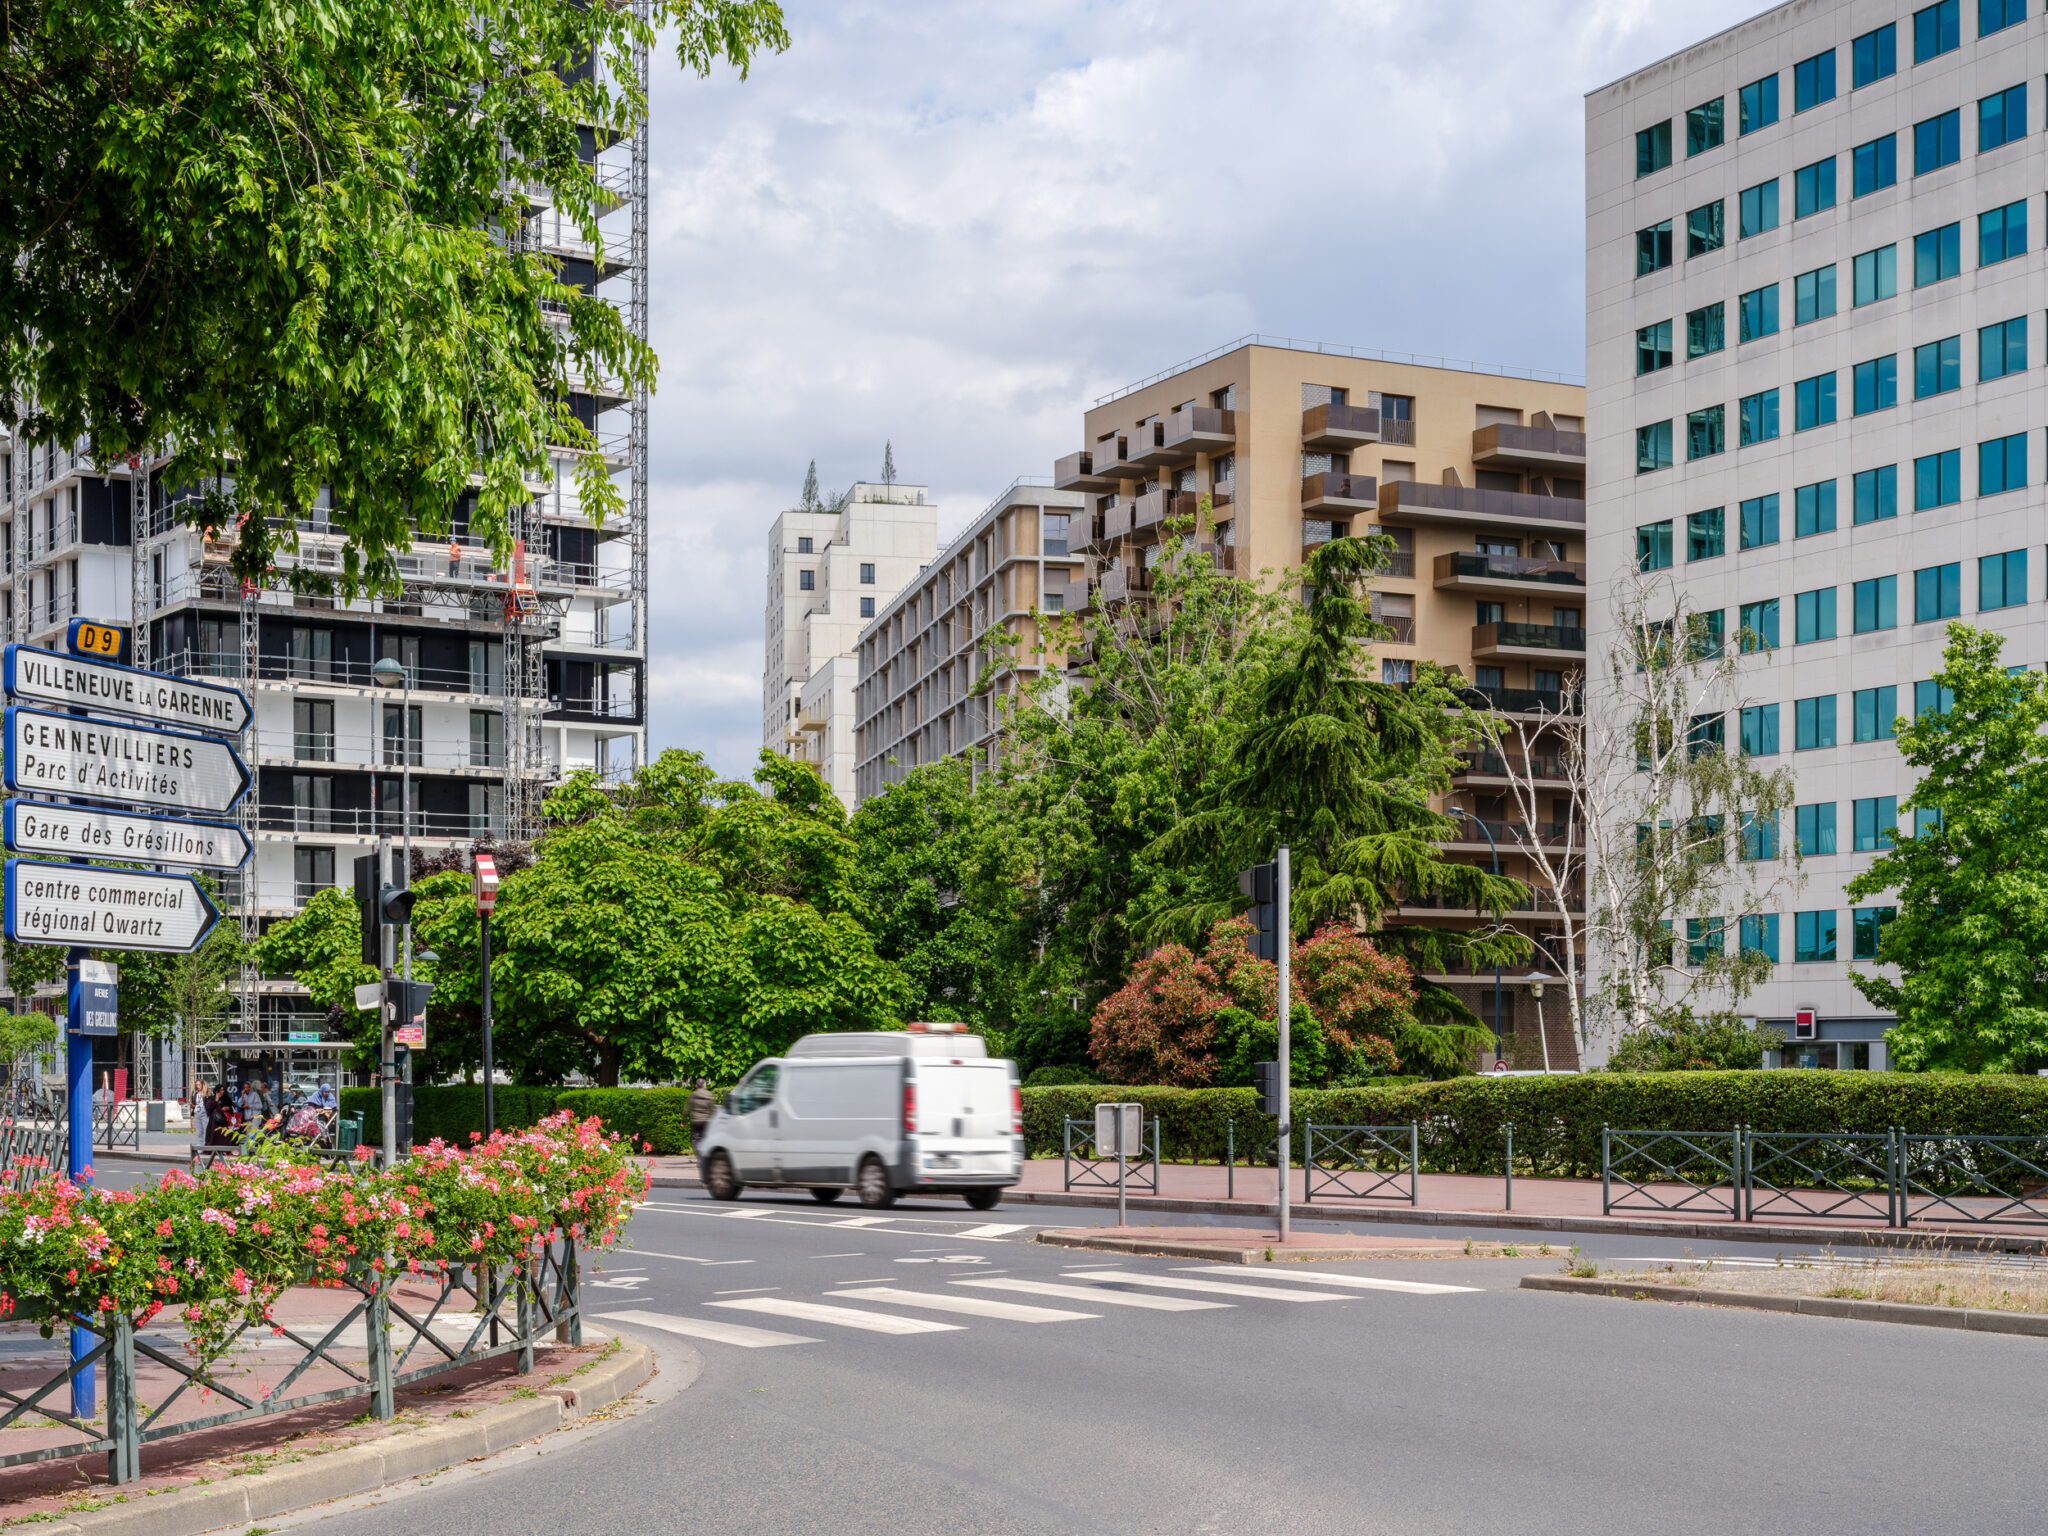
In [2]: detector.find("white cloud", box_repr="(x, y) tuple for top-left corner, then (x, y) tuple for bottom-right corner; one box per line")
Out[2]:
(641, 0), (1768, 775)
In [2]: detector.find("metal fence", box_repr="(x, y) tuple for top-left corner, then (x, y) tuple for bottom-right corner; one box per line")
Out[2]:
(1062, 1116), (1159, 1195)
(0, 1239), (582, 1486)
(1304, 1122), (1419, 1204)
(1601, 1127), (1741, 1219)
(1743, 1130), (1896, 1225)
(0, 1116), (65, 1192)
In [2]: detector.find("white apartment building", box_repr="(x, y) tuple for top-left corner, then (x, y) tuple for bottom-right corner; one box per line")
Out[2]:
(765, 481), (937, 808)
(1587, 0), (2043, 1067)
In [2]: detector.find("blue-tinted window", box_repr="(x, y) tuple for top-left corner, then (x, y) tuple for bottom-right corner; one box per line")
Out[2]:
(1915, 110), (1961, 174)
(1795, 480), (1837, 537)
(1740, 75), (1779, 133)
(1740, 494), (1779, 549)
(1855, 686), (1899, 741)
(1794, 51), (1836, 112)
(1915, 336), (1961, 397)
(1917, 804), (1944, 837)
(1687, 405), (1725, 460)
(1795, 803), (1838, 856)
(1637, 320), (1673, 374)
(1915, 449), (1961, 508)
(1687, 507), (1725, 560)
(1739, 599), (1779, 651)
(1916, 562), (1963, 621)
(1637, 121), (1674, 177)
(1740, 913), (1780, 958)
(1687, 201), (1725, 256)
(1980, 316), (2027, 380)
(1915, 222), (1962, 284)
(1637, 519), (1674, 570)
(1854, 355), (1897, 415)
(859, 596), (874, 618)
(1688, 99), (1726, 156)
(1795, 910), (1838, 962)
(1854, 465), (1897, 524)
(1795, 372), (1837, 430)
(1794, 157), (1837, 217)
(1638, 221), (1673, 275)
(1980, 84), (2028, 152)
(1741, 284), (1782, 339)
(1981, 431), (2028, 494)
(1740, 180), (1780, 237)
(1793, 266), (1835, 324)
(1981, 547), (2028, 609)
(1637, 420), (1673, 473)
(1740, 705), (1779, 757)
(1980, 0), (2025, 39)
(1854, 798), (1900, 853)
(1686, 917), (1726, 966)
(1981, 199), (2028, 264)
(1853, 134), (1897, 195)
(1853, 906), (1897, 961)
(1853, 23), (1898, 86)
(1854, 575), (1898, 633)
(1915, 0), (1960, 61)
(1916, 680), (1956, 718)
(1688, 303), (1726, 356)
(1796, 696), (1837, 749)
(1740, 390), (1780, 445)
(1853, 245), (1898, 304)
(1795, 588), (1837, 643)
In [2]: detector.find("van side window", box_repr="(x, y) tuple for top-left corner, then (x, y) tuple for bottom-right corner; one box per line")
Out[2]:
(729, 1064), (778, 1115)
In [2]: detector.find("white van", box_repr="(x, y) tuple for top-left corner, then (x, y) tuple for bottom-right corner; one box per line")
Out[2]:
(696, 1024), (1023, 1210)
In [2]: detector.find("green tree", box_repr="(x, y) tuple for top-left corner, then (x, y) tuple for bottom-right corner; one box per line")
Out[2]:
(1604, 1006), (1777, 1071)
(1845, 625), (2048, 1071)
(1, 0), (787, 592)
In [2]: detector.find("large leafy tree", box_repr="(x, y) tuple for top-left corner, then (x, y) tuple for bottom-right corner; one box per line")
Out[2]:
(0, 0), (787, 591)
(1846, 625), (2048, 1072)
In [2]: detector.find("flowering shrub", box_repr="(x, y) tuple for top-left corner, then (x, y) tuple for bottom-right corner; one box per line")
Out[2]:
(0, 1112), (649, 1356)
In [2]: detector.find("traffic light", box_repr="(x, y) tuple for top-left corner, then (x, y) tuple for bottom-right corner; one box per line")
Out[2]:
(1238, 861), (1280, 961)
(1252, 1060), (1283, 1116)
(355, 854), (380, 964)
(379, 883), (415, 926)
(387, 978), (435, 1027)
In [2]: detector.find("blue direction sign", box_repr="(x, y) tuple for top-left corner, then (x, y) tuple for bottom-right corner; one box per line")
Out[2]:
(5, 859), (221, 952)
(3, 644), (250, 736)
(3, 799), (251, 871)
(4, 705), (250, 815)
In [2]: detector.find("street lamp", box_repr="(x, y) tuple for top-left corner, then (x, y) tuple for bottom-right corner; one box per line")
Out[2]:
(1526, 972), (1551, 1075)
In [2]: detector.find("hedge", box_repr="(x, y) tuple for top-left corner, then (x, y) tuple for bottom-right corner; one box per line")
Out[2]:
(1022, 1074), (2048, 1179)
(341, 1085), (696, 1156)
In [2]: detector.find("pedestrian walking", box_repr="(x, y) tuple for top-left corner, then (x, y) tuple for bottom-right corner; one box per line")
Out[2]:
(687, 1078), (718, 1148)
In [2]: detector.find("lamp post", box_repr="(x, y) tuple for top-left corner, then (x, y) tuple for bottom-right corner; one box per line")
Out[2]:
(1527, 972), (1551, 1075)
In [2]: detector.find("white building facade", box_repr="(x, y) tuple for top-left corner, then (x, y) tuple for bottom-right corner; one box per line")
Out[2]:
(1587, 0), (2047, 1066)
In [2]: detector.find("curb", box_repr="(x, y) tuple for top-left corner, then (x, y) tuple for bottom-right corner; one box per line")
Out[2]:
(644, 1170), (2048, 1255)
(1519, 1272), (2048, 1336)
(1033, 1230), (1510, 1264)
(31, 1333), (656, 1536)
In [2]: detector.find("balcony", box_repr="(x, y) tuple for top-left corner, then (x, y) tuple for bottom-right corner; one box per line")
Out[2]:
(1374, 615), (1416, 643)
(1377, 480), (1586, 533)
(1126, 420), (1180, 471)
(1445, 815), (1577, 851)
(258, 807), (498, 841)
(1090, 436), (1136, 483)
(1132, 487), (1171, 531)
(1452, 749), (1571, 785)
(1162, 407), (1237, 457)
(1380, 416), (1416, 445)
(1449, 684), (1582, 716)
(1472, 423), (1587, 474)
(1300, 402), (1380, 449)
(1472, 622), (1585, 660)
(1099, 502), (1134, 542)
(1052, 450), (1111, 492)
(1432, 552), (1587, 597)
(1300, 472), (1378, 513)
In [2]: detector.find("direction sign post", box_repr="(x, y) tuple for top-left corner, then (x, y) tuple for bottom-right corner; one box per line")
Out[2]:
(4, 706), (249, 816)
(5, 860), (222, 952)
(3, 645), (250, 735)
(3, 800), (251, 871)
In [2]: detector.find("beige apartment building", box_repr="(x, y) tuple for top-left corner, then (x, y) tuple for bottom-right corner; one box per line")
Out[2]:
(851, 479), (1086, 804)
(1055, 337), (1589, 1062)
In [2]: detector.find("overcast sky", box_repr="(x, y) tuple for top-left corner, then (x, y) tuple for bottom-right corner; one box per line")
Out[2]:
(641, 0), (1767, 779)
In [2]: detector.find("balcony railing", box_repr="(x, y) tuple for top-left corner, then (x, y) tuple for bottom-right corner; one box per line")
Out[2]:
(1450, 684), (1582, 716)
(1373, 615), (1416, 643)
(1472, 423), (1587, 470)
(1301, 472), (1378, 512)
(1162, 407), (1236, 456)
(1379, 480), (1586, 528)
(1433, 552), (1587, 587)
(1449, 815), (1577, 848)
(1380, 417), (1416, 446)
(1126, 419), (1179, 470)
(1300, 402), (1380, 449)
(1452, 750), (1571, 782)
(1053, 450), (1110, 491)
(293, 730), (336, 763)
(1473, 622), (1586, 655)
(1385, 552), (1415, 578)
(258, 808), (501, 841)
(256, 729), (503, 774)
(548, 692), (638, 720)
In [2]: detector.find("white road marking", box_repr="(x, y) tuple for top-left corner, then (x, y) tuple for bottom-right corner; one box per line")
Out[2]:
(957, 1223), (1031, 1239)
(714, 1287), (780, 1295)
(954, 1278), (1230, 1312)
(624, 1249), (754, 1266)
(1171, 1267), (1481, 1296)
(830, 1287), (1098, 1323)
(1062, 1270), (1349, 1302)
(829, 1216), (900, 1228)
(598, 1309), (815, 1349)
(710, 1297), (964, 1334)
(631, 1204), (1046, 1243)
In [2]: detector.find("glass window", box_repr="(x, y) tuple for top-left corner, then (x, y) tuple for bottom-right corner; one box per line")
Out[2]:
(1689, 616), (1726, 663)
(1915, 222), (1962, 284)
(1740, 913), (1781, 959)
(1916, 679), (1956, 718)
(1853, 355), (1897, 415)
(1794, 372), (1837, 431)
(1740, 705), (1780, 756)
(1980, 431), (2028, 495)
(1854, 798), (1900, 853)
(1741, 814), (1781, 862)
(1636, 319), (1673, 374)
(1637, 220), (1674, 275)
(1917, 804), (1945, 836)
(796, 536), (812, 554)
(1739, 180), (1780, 237)
(1981, 199), (2028, 264)
(1739, 284), (1781, 340)
(1795, 910), (1838, 962)
(1915, 336), (1961, 398)
(1794, 51), (1836, 112)
(1687, 200), (1725, 256)
(1854, 465), (1898, 524)
(1795, 480), (1837, 537)
(1854, 575), (1898, 633)
(1796, 696), (1837, 749)
(1981, 0), (2025, 36)
(1914, 109), (1961, 173)
(1980, 84), (2028, 152)
(1915, 449), (1962, 508)
(1853, 245), (1898, 304)
(1739, 389), (1780, 446)
(1687, 405), (1725, 459)
(1980, 547), (2028, 609)
(1855, 685), (1899, 741)
(1740, 74), (1780, 133)
(1687, 917), (1726, 966)
(1852, 134), (1897, 195)
(1687, 302), (1726, 357)
(1739, 598), (1780, 651)
(1636, 120), (1673, 177)
(859, 562), (875, 584)
(1637, 420), (1673, 473)
(1795, 588), (1838, 643)
(1916, 0), (1961, 59)
(1636, 519), (1674, 571)
(1980, 316), (2027, 380)
(798, 568), (815, 591)
(1853, 906), (1897, 961)
(1687, 99), (1725, 155)
(1740, 494), (1780, 549)
(1915, 562), (1963, 621)
(1687, 507), (1726, 561)
(1796, 803), (1838, 855)
(1794, 157), (1836, 217)
(1853, 23), (1898, 86)
(1793, 266), (1835, 324)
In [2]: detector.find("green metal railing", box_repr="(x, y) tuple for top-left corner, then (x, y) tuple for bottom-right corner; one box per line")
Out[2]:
(1062, 1116), (1160, 1195)
(1304, 1122), (1419, 1204)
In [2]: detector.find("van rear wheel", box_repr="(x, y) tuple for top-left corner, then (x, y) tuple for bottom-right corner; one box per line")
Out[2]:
(962, 1187), (1002, 1211)
(810, 1187), (842, 1203)
(703, 1151), (742, 1201)
(855, 1156), (897, 1209)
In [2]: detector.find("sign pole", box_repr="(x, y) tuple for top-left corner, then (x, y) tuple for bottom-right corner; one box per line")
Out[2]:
(64, 945), (93, 1418)
(479, 907), (494, 1137)
(379, 835), (396, 1170)
(1277, 844), (1291, 1246)
(1117, 1112), (1127, 1230)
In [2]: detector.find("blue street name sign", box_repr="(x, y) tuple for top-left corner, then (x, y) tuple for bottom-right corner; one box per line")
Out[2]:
(75, 975), (117, 1037)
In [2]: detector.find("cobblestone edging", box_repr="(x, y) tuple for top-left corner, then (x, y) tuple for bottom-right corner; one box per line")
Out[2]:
(1520, 1273), (2048, 1336)
(22, 1334), (656, 1536)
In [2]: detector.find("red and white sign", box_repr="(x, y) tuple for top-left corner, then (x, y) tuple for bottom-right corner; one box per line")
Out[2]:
(394, 1024), (426, 1048)
(474, 852), (498, 913)
(1793, 1007), (1818, 1041)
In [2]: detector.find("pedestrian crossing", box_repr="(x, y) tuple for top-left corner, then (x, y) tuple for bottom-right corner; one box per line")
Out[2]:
(597, 1262), (1481, 1352)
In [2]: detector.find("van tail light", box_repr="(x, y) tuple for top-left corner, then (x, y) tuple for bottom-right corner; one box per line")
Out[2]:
(903, 1081), (917, 1133)
(1011, 1086), (1023, 1134)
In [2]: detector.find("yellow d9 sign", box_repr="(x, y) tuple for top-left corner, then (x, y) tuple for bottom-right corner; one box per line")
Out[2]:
(67, 619), (127, 663)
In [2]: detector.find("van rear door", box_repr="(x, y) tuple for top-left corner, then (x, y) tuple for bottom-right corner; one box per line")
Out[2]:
(910, 1061), (1014, 1179)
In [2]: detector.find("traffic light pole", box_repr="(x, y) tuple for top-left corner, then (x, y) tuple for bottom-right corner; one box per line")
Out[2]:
(1277, 844), (1291, 1245)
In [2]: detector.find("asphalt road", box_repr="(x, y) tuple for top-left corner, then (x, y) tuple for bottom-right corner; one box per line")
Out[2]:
(288, 1190), (2046, 1536)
